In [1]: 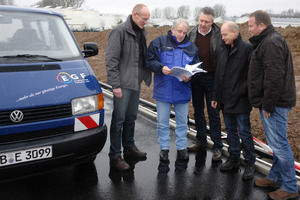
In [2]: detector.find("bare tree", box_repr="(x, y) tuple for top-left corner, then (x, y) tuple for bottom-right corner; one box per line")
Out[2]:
(265, 9), (274, 15)
(286, 9), (294, 16)
(82, 22), (89, 31)
(100, 20), (105, 31)
(193, 6), (202, 21)
(213, 3), (226, 18)
(177, 5), (190, 19)
(163, 6), (176, 19)
(111, 16), (123, 28)
(114, 17), (122, 25)
(36, 0), (85, 8)
(281, 10), (288, 17)
(152, 8), (163, 19)
(0, 0), (14, 5)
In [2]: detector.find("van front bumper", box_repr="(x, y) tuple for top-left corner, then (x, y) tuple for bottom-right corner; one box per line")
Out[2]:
(0, 124), (107, 181)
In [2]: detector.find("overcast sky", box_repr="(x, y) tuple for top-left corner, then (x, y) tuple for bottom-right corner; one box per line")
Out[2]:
(14, 0), (300, 17)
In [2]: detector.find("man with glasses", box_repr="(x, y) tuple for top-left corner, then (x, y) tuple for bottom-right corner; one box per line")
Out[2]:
(187, 7), (223, 161)
(105, 4), (151, 171)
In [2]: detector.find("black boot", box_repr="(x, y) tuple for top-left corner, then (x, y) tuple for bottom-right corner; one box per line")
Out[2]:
(220, 155), (240, 172)
(159, 150), (169, 161)
(177, 149), (189, 161)
(242, 163), (255, 180)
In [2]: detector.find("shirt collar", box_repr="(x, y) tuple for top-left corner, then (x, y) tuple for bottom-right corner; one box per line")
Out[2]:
(198, 26), (212, 36)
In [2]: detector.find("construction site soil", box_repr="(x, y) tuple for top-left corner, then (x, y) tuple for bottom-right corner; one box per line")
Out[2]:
(74, 22), (300, 162)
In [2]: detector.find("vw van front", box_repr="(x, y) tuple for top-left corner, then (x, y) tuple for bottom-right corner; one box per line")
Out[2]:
(0, 6), (107, 179)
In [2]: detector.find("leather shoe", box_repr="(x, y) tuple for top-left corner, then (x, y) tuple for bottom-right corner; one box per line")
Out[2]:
(110, 156), (130, 171)
(268, 189), (299, 200)
(220, 155), (240, 172)
(254, 177), (281, 188)
(242, 163), (255, 180)
(177, 149), (189, 161)
(159, 150), (169, 161)
(187, 142), (206, 152)
(212, 149), (222, 161)
(124, 146), (147, 158)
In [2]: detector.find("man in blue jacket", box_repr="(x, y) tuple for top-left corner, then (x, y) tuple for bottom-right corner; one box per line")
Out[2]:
(146, 18), (200, 162)
(212, 21), (255, 180)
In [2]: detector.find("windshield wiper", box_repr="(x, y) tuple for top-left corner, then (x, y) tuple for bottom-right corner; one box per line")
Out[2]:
(0, 54), (62, 61)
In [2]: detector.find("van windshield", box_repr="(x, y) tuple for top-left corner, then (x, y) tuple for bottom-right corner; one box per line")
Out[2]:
(0, 10), (81, 63)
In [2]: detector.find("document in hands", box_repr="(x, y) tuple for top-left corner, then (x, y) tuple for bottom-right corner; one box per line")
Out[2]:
(170, 62), (206, 82)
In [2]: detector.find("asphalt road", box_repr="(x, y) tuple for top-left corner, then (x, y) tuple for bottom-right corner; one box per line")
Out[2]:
(0, 97), (283, 200)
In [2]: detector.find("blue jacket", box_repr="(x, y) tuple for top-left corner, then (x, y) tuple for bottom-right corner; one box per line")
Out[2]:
(146, 30), (199, 103)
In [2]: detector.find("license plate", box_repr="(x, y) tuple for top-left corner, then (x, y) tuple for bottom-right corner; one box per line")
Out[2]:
(0, 146), (52, 167)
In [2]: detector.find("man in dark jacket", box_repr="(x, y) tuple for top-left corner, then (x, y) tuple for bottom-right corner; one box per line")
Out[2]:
(187, 7), (223, 162)
(212, 21), (255, 180)
(105, 4), (152, 171)
(248, 10), (298, 200)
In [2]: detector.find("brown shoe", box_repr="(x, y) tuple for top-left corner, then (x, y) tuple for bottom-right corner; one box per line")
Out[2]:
(110, 156), (130, 171)
(124, 146), (147, 158)
(212, 149), (222, 161)
(187, 142), (206, 152)
(254, 177), (281, 188)
(268, 189), (299, 200)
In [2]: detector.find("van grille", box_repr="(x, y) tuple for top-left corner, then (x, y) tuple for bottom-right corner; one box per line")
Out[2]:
(0, 126), (73, 145)
(0, 104), (72, 126)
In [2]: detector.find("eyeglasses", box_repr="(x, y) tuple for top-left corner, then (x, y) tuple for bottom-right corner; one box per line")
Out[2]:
(136, 13), (149, 22)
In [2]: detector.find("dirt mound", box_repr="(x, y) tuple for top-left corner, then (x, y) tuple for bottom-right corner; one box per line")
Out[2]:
(73, 23), (300, 161)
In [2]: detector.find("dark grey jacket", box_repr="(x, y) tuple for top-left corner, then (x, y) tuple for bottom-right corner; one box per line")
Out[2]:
(212, 34), (252, 114)
(187, 23), (221, 74)
(105, 15), (152, 91)
(248, 25), (296, 113)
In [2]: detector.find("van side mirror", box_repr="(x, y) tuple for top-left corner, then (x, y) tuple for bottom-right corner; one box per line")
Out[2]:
(82, 42), (98, 58)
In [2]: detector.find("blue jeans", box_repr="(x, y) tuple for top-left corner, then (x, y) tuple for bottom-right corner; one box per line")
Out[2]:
(156, 100), (189, 150)
(191, 73), (223, 150)
(223, 112), (256, 164)
(109, 87), (140, 160)
(260, 107), (298, 193)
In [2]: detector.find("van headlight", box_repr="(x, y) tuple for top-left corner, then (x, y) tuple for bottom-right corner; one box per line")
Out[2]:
(72, 93), (104, 116)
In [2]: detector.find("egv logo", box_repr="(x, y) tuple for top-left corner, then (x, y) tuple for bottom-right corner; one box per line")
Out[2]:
(56, 72), (86, 84)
